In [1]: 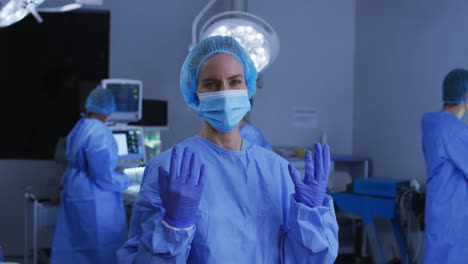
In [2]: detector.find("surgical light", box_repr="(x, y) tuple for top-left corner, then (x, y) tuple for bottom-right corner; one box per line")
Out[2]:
(200, 11), (279, 73)
(0, 0), (103, 28)
(192, 1), (279, 73)
(0, 0), (45, 28)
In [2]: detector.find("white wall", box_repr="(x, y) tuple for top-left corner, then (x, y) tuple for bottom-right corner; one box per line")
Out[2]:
(353, 0), (468, 183)
(249, 0), (356, 155)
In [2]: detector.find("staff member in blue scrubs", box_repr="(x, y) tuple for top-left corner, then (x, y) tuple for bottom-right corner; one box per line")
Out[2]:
(421, 68), (468, 264)
(51, 87), (130, 264)
(117, 36), (338, 263)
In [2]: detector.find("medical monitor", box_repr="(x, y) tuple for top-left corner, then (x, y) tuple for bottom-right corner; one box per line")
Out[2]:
(112, 127), (146, 167)
(101, 79), (142, 122)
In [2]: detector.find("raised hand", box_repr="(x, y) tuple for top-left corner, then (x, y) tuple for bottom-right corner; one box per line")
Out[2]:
(288, 142), (331, 207)
(158, 146), (206, 228)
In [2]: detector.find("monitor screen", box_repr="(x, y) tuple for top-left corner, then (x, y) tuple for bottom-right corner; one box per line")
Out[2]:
(113, 132), (129, 156)
(107, 83), (140, 112)
(113, 130), (142, 155)
(102, 79), (142, 122)
(112, 128), (146, 167)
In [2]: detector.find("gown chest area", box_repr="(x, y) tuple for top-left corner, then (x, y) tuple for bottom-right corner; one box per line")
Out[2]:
(191, 151), (285, 248)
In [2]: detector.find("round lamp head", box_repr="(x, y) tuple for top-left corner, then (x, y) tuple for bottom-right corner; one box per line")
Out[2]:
(200, 11), (279, 73)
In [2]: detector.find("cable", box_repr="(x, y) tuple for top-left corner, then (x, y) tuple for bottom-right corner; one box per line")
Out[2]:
(398, 186), (424, 263)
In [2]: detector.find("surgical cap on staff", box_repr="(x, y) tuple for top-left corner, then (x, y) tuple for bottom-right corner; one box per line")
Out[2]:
(85, 87), (116, 115)
(180, 35), (258, 110)
(442, 68), (468, 104)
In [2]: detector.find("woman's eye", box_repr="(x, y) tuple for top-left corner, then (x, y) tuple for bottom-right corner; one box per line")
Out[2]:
(204, 82), (217, 89)
(230, 79), (242, 86)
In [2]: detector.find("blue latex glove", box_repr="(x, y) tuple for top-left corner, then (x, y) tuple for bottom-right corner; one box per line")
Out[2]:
(158, 146), (206, 228)
(288, 142), (331, 207)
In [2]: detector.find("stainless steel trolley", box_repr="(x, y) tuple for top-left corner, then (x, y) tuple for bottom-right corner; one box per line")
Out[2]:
(24, 192), (59, 264)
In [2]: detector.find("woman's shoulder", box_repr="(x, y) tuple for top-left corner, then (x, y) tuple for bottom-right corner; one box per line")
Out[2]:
(145, 137), (199, 168)
(140, 137), (200, 188)
(249, 144), (289, 167)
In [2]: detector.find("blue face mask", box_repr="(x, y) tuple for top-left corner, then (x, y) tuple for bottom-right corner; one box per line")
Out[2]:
(198, 90), (251, 133)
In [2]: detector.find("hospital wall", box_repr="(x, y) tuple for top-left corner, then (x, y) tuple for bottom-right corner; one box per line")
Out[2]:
(353, 0), (468, 184)
(244, 1), (356, 155)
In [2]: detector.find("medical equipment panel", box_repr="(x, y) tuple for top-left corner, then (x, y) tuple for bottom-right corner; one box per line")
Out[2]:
(112, 127), (146, 168)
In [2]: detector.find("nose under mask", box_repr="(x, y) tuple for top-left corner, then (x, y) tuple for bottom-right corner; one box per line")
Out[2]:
(197, 90), (251, 133)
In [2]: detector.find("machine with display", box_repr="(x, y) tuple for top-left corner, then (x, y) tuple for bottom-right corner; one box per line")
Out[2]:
(102, 79), (143, 123)
(101, 79), (168, 206)
(101, 79), (146, 185)
(111, 124), (146, 187)
(111, 126), (145, 168)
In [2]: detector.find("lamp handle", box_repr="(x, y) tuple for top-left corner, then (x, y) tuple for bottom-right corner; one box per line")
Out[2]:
(24, 2), (43, 23)
(191, 0), (217, 50)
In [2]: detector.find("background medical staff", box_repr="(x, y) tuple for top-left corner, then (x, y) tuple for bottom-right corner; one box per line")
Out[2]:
(51, 87), (130, 264)
(117, 36), (338, 263)
(421, 68), (468, 264)
(239, 113), (273, 150)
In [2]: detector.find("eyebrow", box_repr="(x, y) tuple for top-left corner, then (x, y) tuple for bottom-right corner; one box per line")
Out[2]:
(200, 74), (243, 82)
(228, 74), (243, 80)
(200, 78), (219, 83)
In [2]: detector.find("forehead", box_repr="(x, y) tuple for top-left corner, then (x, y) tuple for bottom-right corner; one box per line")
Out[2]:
(198, 53), (244, 79)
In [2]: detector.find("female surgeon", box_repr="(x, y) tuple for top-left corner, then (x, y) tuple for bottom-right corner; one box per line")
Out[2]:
(51, 87), (131, 263)
(117, 36), (338, 263)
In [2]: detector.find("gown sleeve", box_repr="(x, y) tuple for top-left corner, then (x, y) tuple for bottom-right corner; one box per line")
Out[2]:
(279, 160), (338, 264)
(117, 157), (195, 264)
(281, 194), (339, 264)
(445, 126), (468, 181)
(86, 126), (130, 191)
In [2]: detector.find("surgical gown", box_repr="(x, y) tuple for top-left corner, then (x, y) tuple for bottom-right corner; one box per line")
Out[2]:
(240, 122), (273, 151)
(117, 135), (338, 263)
(421, 111), (468, 264)
(51, 117), (130, 264)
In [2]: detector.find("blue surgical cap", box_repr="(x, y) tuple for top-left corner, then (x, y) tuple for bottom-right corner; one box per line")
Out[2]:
(442, 68), (468, 104)
(85, 87), (116, 115)
(180, 35), (258, 110)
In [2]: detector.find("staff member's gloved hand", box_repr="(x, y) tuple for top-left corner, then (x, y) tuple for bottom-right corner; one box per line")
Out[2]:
(288, 142), (330, 207)
(158, 146), (206, 228)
